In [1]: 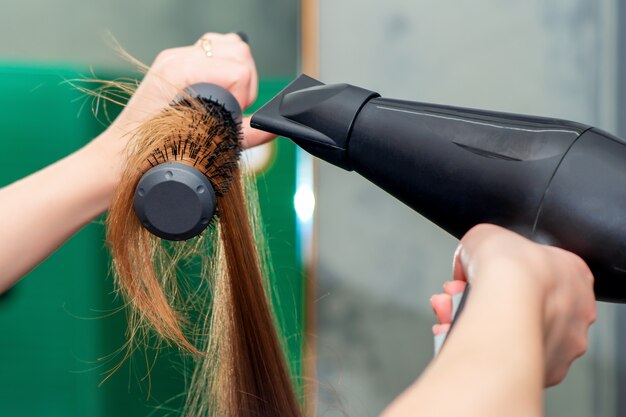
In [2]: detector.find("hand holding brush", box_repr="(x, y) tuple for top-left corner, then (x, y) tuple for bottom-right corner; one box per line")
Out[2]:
(0, 32), (272, 291)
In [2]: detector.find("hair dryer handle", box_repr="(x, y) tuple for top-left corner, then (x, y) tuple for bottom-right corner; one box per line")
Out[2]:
(434, 284), (471, 355)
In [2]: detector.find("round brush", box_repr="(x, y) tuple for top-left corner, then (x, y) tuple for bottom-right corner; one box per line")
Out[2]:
(133, 83), (242, 240)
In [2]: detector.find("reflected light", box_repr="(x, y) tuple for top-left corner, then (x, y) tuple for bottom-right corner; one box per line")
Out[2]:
(294, 184), (315, 223)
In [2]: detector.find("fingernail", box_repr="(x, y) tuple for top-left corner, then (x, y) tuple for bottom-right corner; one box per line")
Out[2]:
(432, 293), (450, 303)
(452, 243), (463, 269)
(443, 281), (455, 292)
(430, 294), (443, 314)
(432, 323), (450, 335)
(430, 294), (444, 314)
(444, 280), (466, 295)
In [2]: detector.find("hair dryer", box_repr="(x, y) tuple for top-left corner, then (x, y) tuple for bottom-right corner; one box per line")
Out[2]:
(251, 74), (626, 303)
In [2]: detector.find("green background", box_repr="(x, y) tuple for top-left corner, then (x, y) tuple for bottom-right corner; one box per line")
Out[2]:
(0, 66), (303, 417)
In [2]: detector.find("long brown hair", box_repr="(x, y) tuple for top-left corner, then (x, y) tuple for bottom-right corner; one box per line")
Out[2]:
(105, 89), (301, 416)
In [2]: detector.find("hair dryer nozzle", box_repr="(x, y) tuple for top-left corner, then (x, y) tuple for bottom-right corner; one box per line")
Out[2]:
(251, 74), (379, 169)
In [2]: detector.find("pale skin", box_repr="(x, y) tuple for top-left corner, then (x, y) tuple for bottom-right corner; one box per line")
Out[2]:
(0, 33), (274, 292)
(0, 36), (598, 417)
(382, 224), (597, 417)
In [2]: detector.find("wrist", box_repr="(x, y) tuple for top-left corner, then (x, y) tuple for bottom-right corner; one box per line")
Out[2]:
(90, 127), (128, 185)
(79, 134), (123, 210)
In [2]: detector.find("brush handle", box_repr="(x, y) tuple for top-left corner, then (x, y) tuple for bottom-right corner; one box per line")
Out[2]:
(433, 284), (471, 355)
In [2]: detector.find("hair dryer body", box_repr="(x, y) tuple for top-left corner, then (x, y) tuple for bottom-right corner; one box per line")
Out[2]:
(251, 75), (626, 302)
(351, 100), (626, 301)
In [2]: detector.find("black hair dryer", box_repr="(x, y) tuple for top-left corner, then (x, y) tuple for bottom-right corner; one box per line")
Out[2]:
(251, 74), (626, 303)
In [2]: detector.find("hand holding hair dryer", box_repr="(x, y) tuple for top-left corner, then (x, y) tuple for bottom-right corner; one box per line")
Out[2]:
(251, 74), (626, 303)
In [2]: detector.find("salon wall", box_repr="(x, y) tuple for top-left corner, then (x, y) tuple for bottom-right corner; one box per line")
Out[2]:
(0, 0), (297, 77)
(316, 1), (619, 416)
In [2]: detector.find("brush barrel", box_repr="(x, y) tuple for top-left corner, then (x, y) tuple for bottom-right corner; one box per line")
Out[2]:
(133, 82), (241, 241)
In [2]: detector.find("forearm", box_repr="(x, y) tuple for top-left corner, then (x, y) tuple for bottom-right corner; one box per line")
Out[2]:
(382, 264), (545, 417)
(0, 35), (268, 292)
(0, 136), (117, 291)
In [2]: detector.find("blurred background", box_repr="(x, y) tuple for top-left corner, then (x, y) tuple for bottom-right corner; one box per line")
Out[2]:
(1, 1), (625, 416)
(315, 1), (621, 416)
(0, 2), (303, 417)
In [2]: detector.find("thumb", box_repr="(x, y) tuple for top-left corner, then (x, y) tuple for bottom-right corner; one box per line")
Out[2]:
(452, 243), (468, 283)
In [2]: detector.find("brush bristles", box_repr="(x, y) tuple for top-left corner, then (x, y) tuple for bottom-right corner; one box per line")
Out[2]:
(107, 97), (242, 354)
(106, 93), (301, 417)
(142, 98), (242, 195)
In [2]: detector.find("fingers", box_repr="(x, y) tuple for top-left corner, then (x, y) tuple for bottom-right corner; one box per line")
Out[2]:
(443, 279), (466, 295)
(452, 243), (467, 283)
(193, 32), (258, 107)
(147, 33), (257, 110)
(242, 116), (276, 148)
(454, 225), (504, 280)
(195, 34), (253, 64)
(431, 294), (452, 324)
(248, 59), (259, 106)
(431, 279), (467, 336)
(431, 280), (466, 315)
(432, 323), (450, 336)
(116, 33), (272, 155)
(452, 224), (540, 285)
(202, 33), (259, 102)
(197, 32), (244, 43)
(452, 225), (509, 283)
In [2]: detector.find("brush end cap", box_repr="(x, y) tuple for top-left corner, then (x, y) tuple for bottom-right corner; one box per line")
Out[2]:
(184, 83), (242, 122)
(134, 162), (216, 241)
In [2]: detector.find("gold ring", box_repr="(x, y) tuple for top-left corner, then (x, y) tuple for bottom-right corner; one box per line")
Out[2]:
(200, 37), (213, 57)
